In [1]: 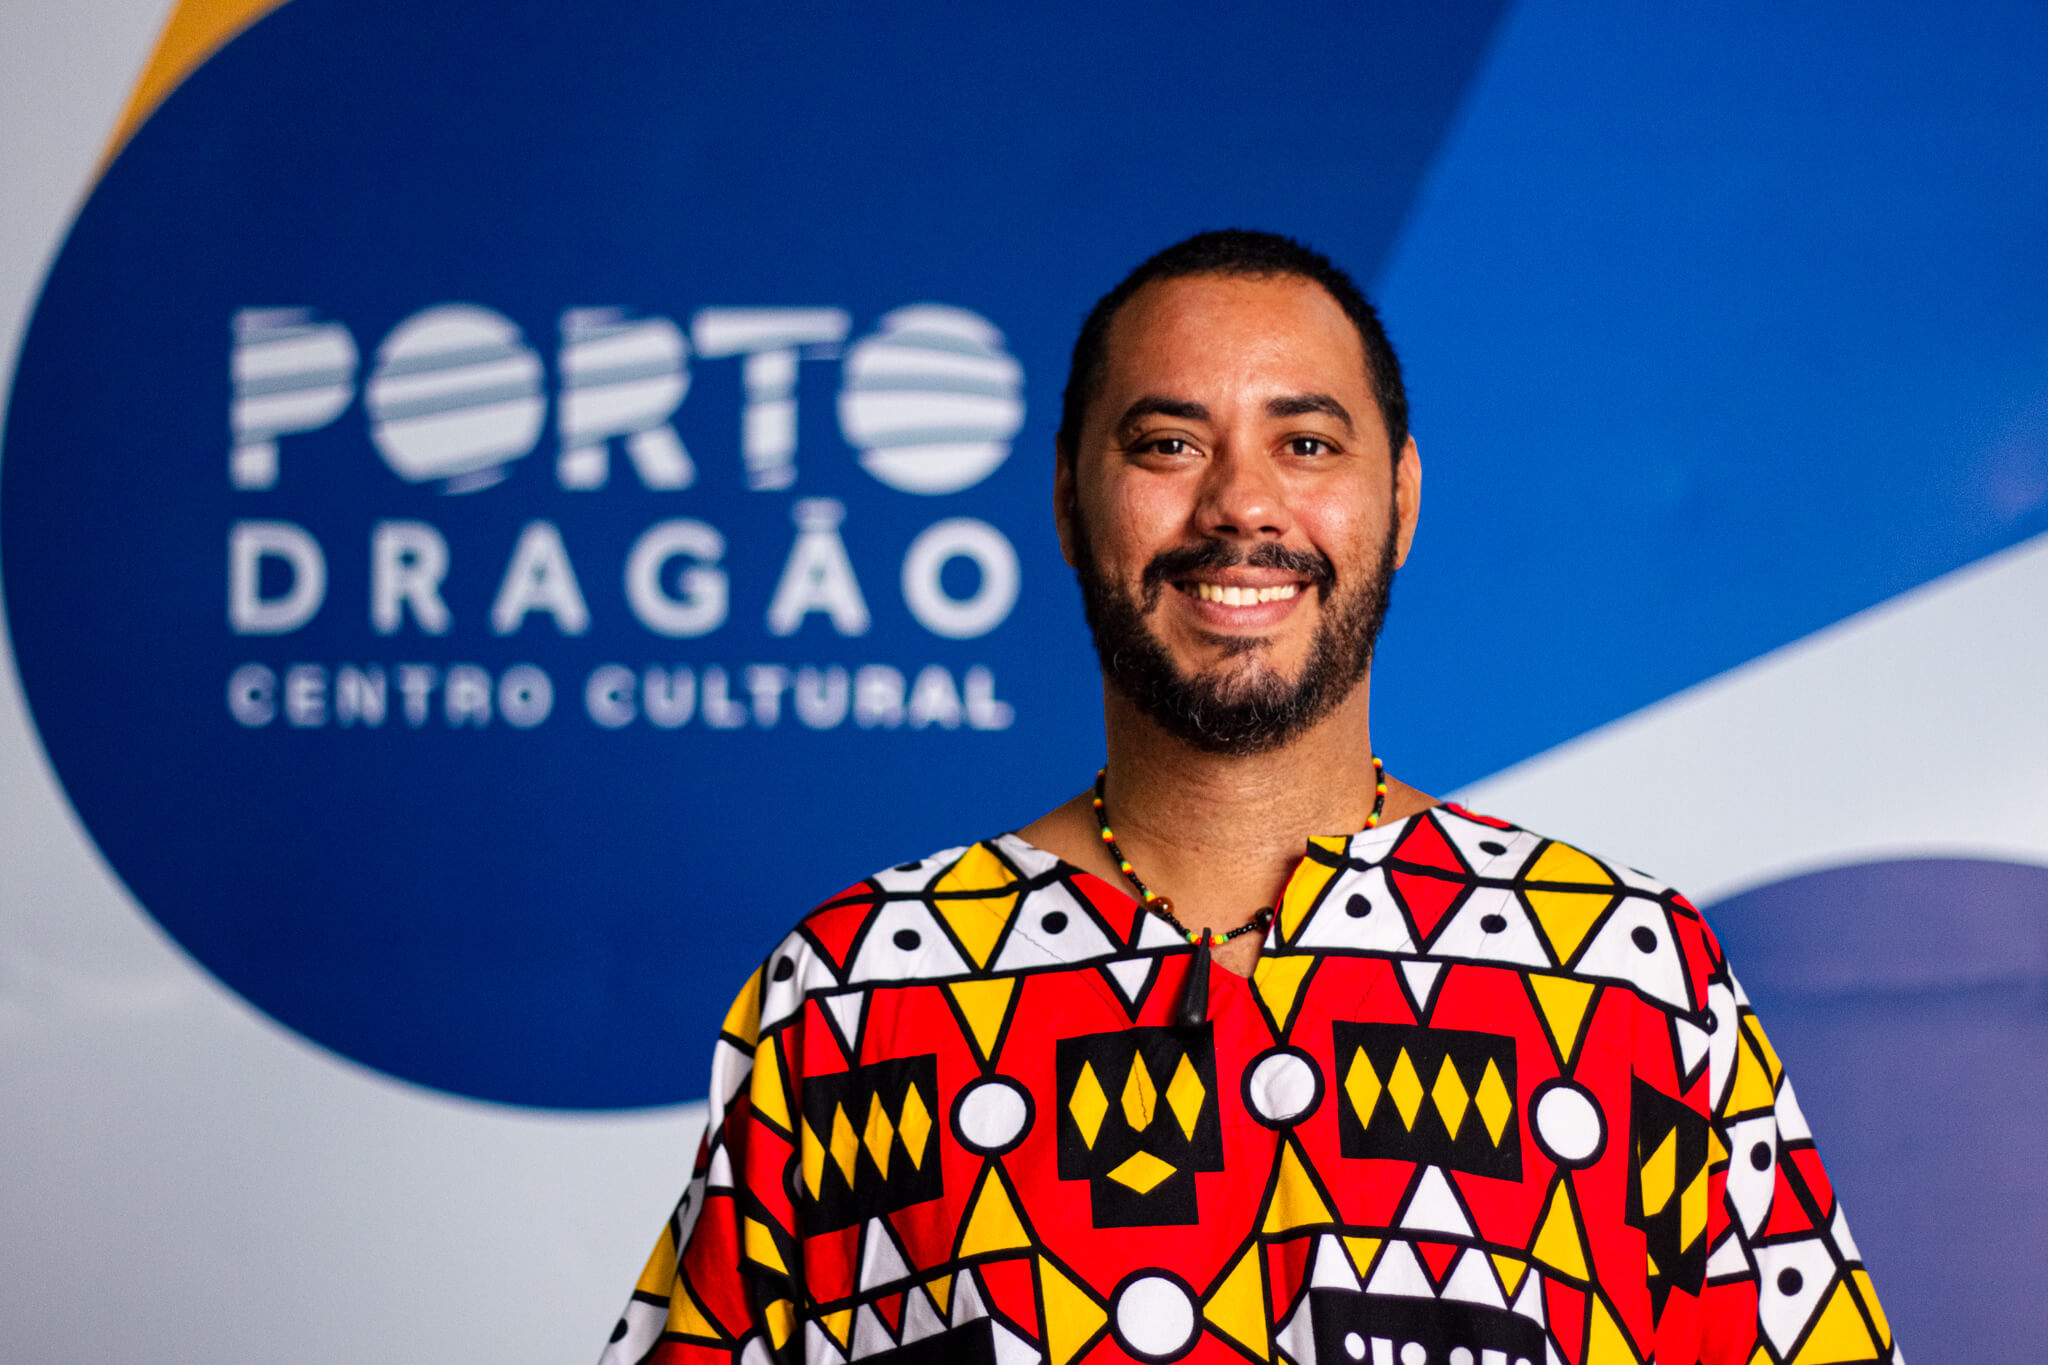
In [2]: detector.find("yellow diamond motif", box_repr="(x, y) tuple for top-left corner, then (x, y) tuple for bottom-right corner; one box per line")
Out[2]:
(1106, 1150), (1176, 1195)
(897, 1084), (933, 1170)
(800, 1117), (827, 1198)
(1639, 1128), (1676, 1217)
(1679, 1161), (1709, 1251)
(1343, 1050), (1383, 1127)
(1122, 1053), (1157, 1132)
(1432, 1056), (1471, 1141)
(1166, 1053), (1206, 1139)
(863, 1092), (896, 1179)
(1474, 1059), (1514, 1146)
(829, 1101), (860, 1182)
(1388, 1048), (1426, 1131)
(1070, 1061), (1109, 1149)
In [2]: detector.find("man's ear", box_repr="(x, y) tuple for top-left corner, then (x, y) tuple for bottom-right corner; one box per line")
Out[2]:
(1393, 435), (1421, 568)
(1053, 443), (1079, 569)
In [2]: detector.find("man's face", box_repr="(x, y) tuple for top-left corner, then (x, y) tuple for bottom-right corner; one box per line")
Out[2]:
(1057, 272), (1420, 753)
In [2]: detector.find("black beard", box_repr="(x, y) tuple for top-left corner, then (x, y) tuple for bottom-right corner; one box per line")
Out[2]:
(1071, 517), (1398, 755)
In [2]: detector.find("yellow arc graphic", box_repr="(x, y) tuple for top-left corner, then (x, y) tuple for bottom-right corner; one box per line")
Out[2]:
(103, 0), (297, 174)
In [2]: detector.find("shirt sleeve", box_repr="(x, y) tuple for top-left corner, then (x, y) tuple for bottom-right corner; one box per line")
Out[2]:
(600, 958), (806, 1365)
(1694, 924), (1899, 1365)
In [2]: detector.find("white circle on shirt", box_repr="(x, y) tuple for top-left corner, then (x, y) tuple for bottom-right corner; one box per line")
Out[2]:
(1113, 1273), (1197, 1359)
(951, 1077), (1031, 1155)
(1245, 1047), (1321, 1125)
(1532, 1080), (1606, 1166)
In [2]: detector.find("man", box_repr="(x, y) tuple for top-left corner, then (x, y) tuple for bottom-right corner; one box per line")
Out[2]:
(602, 232), (1896, 1365)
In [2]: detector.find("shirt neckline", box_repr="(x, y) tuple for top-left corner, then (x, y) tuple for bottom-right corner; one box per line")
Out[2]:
(994, 803), (1441, 958)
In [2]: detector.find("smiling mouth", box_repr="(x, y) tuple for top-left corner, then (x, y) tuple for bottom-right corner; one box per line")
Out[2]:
(1176, 582), (1302, 605)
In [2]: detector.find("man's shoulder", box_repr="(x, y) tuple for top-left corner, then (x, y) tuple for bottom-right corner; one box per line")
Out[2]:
(1338, 802), (1720, 1016)
(786, 832), (1063, 933)
(746, 832), (1129, 1005)
(1403, 802), (1688, 903)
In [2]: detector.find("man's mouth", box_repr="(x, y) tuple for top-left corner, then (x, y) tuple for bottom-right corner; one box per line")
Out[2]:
(1140, 539), (1335, 612)
(1177, 581), (1302, 606)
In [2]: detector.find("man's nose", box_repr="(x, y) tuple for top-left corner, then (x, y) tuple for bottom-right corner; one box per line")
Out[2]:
(1194, 443), (1290, 540)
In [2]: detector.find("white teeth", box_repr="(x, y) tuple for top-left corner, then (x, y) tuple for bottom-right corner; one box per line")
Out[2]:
(1188, 583), (1300, 605)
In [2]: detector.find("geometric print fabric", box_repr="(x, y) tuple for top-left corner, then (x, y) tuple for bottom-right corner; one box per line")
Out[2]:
(601, 804), (1897, 1365)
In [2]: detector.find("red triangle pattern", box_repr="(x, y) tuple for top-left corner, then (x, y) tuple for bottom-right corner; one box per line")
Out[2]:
(1415, 1239), (1460, 1285)
(808, 997), (857, 1069)
(805, 1221), (861, 1309)
(803, 894), (875, 972)
(1392, 869), (1464, 943)
(873, 1291), (904, 1336)
(977, 1255), (1040, 1334)
(1394, 813), (1467, 873)
(1763, 1165), (1815, 1239)
(1068, 870), (1145, 946)
(1544, 1279), (1588, 1365)
(1265, 1236), (1314, 1323)
(694, 1192), (756, 1338)
(1787, 1147), (1834, 1218)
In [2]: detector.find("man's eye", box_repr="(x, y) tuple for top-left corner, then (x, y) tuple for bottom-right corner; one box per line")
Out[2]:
(1144, 437), (1189, 456)
(1287, 437), (1332, 456)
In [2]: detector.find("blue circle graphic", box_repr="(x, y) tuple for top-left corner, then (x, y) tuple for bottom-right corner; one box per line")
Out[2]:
(0, 0), (1504, 1105)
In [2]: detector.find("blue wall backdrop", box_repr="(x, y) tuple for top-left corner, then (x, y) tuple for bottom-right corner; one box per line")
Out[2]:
(3, 1), (2045, 1359)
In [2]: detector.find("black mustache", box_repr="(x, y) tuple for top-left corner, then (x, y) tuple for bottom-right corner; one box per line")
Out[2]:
(1140, 540), (1336, 608)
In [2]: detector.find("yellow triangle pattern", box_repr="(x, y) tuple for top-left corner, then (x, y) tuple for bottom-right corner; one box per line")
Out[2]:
(1037, 1257), (1107, 1365)
(633, 1225), (678, 1296)
(819, 1307), (853, 1349)
(1526, 973), (1599, 1066)
(1727, 1036), (1778, 1116)
(664, 1275), (724, 1341)
(1744, 1014), (1786, 1087)
(1791, 1281), (1881, 1364)
(1262, 1140), (1335, 1234)
(1252, 955), (1315, 1036)
(1279, 839), (1346, 941)
(1490, 1253), (1528, 1296)
(764, 1299), (796, 1351)
(1585, 1294), (1643, 1365)
(1202, 1243), (1270, 1361)
(958, 1168), (1032, 1258)
(1524, 842), (1616, 963)
(927, 1274), (954, 1317)
(947, 978), (1017, 1064)
(933, 844), (1019, 968)
(1344, 1236), (1385, 1279)
(749, 1034), (792, 1133)
(1530, 1177), (1590, 1282)
(1852, 1269), (1892, 1348)
(721, 966), (764, 1048)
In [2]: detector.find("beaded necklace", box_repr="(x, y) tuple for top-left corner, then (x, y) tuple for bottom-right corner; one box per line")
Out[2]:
(1091, 755), (1386, 1026)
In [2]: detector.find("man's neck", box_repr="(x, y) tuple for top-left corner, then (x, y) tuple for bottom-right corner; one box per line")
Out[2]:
(1017, 678), (1436, 976)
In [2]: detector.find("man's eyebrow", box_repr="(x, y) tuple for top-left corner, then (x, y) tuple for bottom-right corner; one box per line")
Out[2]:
(1267, 393), (1354, 429)
(1115, 396), (1210, 429)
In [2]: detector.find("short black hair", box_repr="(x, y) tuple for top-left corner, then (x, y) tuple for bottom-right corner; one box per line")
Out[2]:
(1056, 229), (1408, 465)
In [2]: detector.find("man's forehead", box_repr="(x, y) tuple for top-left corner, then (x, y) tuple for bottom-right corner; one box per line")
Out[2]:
(1094, 272), (1373, 407)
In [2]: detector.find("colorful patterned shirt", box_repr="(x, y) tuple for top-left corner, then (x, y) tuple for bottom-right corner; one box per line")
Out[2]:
(602, 804), (1897, 1365)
